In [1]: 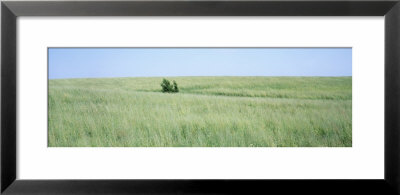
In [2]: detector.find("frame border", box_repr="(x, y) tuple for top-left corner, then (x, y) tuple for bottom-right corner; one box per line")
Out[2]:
(2, 0), (400, 194)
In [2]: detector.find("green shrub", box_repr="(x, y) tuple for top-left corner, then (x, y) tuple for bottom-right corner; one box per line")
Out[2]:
(161, 78), (179, 93)
(173, 80), (179, 92)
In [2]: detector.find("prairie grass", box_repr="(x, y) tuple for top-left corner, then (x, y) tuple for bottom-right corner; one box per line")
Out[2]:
(48, 76), (352, 147)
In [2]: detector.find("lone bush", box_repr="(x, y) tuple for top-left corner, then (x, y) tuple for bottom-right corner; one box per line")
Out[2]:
(161, 78), (179, 93)
(173, 80), (179, 93)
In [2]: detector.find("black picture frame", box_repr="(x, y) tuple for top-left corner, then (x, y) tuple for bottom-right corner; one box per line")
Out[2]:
(2, 0), (400, 194)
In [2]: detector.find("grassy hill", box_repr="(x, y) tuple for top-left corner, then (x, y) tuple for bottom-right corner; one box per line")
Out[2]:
(48, 76), (352, 147)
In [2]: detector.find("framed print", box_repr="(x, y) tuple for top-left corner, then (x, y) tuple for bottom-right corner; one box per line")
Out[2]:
(2, 0), (400, 194)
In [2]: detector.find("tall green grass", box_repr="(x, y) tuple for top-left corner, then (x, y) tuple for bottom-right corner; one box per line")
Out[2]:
(48, 76), (352, 147)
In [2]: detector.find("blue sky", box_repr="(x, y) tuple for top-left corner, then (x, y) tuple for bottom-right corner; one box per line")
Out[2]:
(48, 48), (352, 79)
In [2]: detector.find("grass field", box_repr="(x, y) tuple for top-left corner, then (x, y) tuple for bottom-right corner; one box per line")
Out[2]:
(48, 76), (352, 147)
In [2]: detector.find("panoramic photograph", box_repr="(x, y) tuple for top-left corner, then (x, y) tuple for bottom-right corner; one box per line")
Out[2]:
(48, 48), (352, 147)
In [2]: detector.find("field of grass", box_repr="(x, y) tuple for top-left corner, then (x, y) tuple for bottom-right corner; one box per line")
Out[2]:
(48, 76), (352, 147)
